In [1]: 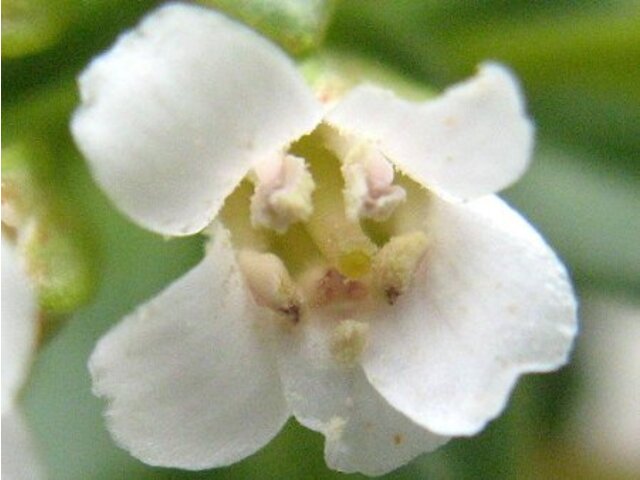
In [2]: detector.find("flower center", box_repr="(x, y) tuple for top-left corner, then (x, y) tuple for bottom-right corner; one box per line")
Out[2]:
(220, 126), (429, 324)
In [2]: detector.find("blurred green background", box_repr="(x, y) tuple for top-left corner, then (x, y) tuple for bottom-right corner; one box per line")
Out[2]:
(3, 0), (639, 479)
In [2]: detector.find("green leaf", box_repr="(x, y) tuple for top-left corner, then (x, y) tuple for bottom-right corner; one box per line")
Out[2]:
(197, 0), (335, 55)
(327, 1), (640, 161)
(2, 0), (79, 58)
(2, 78), (78, 140)
(505, 144), (640, 294)
(21, 209), (97, 314)
(3, 1), (160, 100)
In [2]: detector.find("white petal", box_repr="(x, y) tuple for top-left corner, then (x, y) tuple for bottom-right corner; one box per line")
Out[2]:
(72, 3), (322, 236)
(88, 225), (288, 469)
(1, 410), (46, 480)
(326, 64), (533, 199)
(277, 317), (448, 476)
(2, 237), (39, 414)
(362, 195), (577, 436)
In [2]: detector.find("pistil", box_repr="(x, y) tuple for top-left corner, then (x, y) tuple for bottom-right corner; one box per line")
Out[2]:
(292, 134), (378, 279)
(249, 153), (315, 233)
(341, 143), (406, 222)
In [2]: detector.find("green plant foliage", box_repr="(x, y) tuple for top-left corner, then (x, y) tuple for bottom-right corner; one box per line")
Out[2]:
(2, 0), (79, 58)
(2, 140), (98, 315)
(198, 0), (335, 55)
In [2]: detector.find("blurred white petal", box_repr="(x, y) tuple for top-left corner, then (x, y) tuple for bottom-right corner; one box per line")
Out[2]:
(571, 294), (640, 472)
(2, 236), (39, 414)
(1, 410), (45, 480)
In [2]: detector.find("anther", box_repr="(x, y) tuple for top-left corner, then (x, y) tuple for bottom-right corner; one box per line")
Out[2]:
(237, 250), (302, 322)
(278, 303), (301, 324)
(373, 232), (429, 305)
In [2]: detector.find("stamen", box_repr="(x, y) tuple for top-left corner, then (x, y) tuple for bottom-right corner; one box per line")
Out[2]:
(237, 250), (302, 323)
(250, 153), (315, 233)
(373, 232), (429, 305)
(360, 173), (432, 246)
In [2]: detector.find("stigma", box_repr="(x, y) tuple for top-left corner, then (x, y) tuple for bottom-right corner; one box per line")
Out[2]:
(250, 153), (315, 233)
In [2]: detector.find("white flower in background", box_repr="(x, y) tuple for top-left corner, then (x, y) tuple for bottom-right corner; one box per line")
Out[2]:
(570, 295), (640, 473)
(72, 3), (577, 476)
(2, 236), (46, 480)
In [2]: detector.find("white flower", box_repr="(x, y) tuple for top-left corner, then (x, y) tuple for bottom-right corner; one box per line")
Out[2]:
(570, 295), (640, 473)
(2, 236), (46, 480)
(72, 3), (577, 476)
